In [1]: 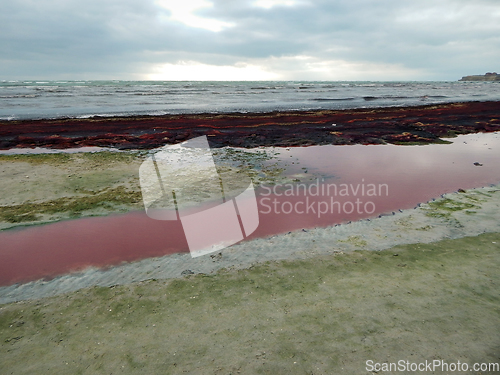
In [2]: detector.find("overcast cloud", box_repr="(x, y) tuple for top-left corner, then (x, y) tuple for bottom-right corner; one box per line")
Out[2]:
(1, 0), (499, 80)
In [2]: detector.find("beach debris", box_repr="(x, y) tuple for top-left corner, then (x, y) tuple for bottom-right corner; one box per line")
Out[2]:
(210, 252), (222, 262)
(181, 269), (195, 276)
(255, 351), (266, 359)
(5, 336), (23, 343)
(378, 212), (393, 218)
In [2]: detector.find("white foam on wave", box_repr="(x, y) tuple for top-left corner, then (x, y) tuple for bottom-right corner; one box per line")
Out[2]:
(0, 146), (123, 155)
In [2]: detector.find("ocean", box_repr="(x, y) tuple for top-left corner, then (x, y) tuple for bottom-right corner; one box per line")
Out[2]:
(1, 80), (500, 121)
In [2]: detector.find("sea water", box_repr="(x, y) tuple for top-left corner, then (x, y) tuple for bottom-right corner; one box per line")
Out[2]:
(1, 80), (500, 120)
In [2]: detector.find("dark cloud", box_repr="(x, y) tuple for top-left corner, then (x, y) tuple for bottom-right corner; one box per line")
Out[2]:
(1, 0), (499, 80)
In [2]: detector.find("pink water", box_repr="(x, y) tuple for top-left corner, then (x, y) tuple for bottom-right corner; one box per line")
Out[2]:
(1, 132), (499, 286)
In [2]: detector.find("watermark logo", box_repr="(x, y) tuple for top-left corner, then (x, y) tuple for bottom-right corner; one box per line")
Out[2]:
(139, 136), (259, 258)
(259, 179), (388, 218)
(366, 359), (499, 373)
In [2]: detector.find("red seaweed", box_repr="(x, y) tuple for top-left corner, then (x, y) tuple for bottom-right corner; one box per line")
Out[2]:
(0, 101), (499, 150)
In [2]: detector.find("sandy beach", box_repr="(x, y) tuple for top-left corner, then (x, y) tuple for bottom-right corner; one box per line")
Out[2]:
(1, 103), (500, 374)
(4, 0), (500, 371)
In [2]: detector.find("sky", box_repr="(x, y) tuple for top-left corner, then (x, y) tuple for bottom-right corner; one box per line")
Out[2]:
(1, 0), (499, 81)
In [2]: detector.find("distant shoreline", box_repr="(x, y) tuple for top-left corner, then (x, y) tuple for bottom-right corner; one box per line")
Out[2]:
(1, 100), (499, 149)
(459, 72), (500, 81)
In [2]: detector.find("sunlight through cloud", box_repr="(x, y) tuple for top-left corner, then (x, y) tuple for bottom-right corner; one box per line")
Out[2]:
(252, 0), (306, 9)
(156, 0), (234, 32)
(147, 61), (280, 81)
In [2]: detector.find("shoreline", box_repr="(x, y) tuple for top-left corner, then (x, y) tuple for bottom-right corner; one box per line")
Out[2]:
(1, 100), (499, 149)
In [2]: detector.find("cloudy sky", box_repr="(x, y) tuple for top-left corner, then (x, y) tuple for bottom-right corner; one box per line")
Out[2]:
(2, 0), (499, 81)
